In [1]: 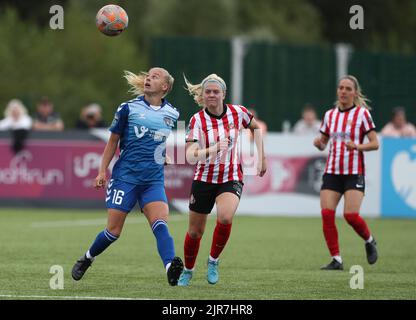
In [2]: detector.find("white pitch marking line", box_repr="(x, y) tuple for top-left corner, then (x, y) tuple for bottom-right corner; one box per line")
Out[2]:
(30, 215), (187, 228)
(0, 294), (154, 300)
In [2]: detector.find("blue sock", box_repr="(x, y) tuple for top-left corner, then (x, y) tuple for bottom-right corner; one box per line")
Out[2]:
(152, 220), (175, 267)
(88, 229), (119, 257)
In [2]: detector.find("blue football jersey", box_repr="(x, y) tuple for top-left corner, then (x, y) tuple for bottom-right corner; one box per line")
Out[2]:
(109, 96), (179, 185)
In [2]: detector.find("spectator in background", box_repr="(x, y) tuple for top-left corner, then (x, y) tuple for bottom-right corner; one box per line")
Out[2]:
(0, 99), (32, 153)
(293, 104), (321, 135)
(247, 108), (268, 141)
(32, 96), (64, 131)
(0, 99), (32, 131)
(381, 107), (416, 137)
(76, 103), (107, 129)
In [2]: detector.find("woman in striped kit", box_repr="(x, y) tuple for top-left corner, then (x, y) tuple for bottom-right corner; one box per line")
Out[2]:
(314, 75), (379, 270)
(177, 74), (267, 285)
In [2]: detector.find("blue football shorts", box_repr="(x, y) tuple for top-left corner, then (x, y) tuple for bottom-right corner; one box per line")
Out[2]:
(105, 179), (168, 213)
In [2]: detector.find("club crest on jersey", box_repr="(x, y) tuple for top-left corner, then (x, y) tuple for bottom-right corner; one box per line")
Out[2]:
(227, 123), (235, 130)
(164, 117), (175, 128)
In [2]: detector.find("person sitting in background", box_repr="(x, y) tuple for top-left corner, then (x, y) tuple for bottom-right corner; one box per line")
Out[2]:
(76, 103), (107, 129)
(0, 99), (32, 153)
(381, 107), (416, 137)
(32, 96), (64, 131)
(0, 99), (32, 131)
(293, 104), (321, 135)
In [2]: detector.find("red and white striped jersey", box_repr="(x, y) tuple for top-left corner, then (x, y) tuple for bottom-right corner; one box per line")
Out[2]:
(185, 104), (253, 184)
(320, 105), (376, 175)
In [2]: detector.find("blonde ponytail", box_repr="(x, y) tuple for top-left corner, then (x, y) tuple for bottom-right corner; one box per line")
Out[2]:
(124, 70), (147, 96)
(184, 75), (204, 106)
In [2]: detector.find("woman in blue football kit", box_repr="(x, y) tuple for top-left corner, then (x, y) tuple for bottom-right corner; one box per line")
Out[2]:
(72, 67), (184, 286)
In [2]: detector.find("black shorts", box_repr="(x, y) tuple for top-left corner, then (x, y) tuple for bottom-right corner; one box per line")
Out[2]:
(189, 180), (244, 214)
(321, 174), (365, 194)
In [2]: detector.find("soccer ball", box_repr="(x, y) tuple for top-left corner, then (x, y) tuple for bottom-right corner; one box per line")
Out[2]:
(96, 4), (128, 36)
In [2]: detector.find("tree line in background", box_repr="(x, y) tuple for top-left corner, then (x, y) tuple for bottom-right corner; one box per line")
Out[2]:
(0, 0), (415, 127)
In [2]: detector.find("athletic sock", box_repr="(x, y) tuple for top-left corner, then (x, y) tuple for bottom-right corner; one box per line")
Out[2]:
(184, 232), (201, 270)
(151, 219), (175, 268)
(332, 255), (343, 264)
(321, 209), (340, 257)
(366, 235), (374, 243)
(88, 229), (119, 257)
(210, 221), (232, 259)
(344, 212), (371, 241)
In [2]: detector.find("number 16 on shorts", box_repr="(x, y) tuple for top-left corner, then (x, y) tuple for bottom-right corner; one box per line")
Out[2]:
(105, 179), (139, 213)
(106, 179), (125, 205)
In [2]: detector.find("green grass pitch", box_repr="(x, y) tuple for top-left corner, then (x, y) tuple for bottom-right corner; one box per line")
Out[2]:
(0, 208), (415, 300)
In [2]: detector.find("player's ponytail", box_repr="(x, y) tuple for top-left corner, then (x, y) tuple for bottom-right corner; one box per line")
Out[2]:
(184, 75), (204, 107)
(124, 70), (146, 96)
